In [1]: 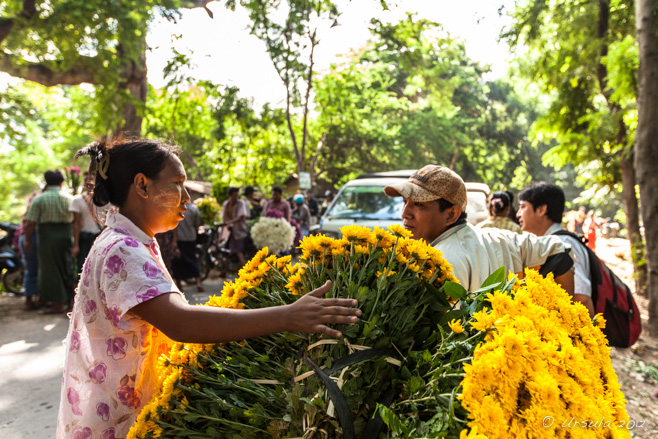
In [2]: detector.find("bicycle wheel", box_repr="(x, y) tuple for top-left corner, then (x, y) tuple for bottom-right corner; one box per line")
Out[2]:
(3, 268), (25, 295)
(197, 250), (211, 281)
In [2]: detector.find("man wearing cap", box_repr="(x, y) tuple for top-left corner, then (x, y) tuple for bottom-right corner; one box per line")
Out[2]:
(243, 186), (262, 219)
(384, 165), (575, 294)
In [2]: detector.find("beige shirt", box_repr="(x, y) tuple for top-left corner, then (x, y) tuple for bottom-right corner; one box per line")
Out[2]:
(431, 223), (574, 291)
(221, 199), (249, 240)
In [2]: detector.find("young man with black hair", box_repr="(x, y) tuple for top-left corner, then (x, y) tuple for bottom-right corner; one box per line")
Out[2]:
(517, 182), (595, 316)
(384, 166), (575, 293)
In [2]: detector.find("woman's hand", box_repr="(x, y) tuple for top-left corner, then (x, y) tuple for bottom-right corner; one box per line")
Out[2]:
(287, 281), (361, 338)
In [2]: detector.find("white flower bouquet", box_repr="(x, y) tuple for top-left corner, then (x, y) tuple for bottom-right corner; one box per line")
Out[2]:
(249, 216), (296, 255)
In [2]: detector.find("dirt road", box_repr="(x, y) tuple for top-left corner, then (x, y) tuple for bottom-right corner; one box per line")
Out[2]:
(0, 279), (223, 439)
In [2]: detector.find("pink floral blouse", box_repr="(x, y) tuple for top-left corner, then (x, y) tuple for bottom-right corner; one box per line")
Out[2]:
(57, 211), (181, 439)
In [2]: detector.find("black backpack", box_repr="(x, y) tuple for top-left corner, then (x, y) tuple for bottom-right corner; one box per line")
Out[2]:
(553, 230), (641, 348)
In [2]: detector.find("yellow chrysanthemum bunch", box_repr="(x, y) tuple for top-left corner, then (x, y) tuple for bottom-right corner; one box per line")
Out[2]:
(460, 269), (629, 439)
(129, 250), (281, 439)
(130, 224), (462, 439)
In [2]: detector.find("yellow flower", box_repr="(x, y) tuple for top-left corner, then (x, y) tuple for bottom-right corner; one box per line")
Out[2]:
(470, 307), (496, 332)
(340, 224), (373, 242)
(387, 224), (413, 238)
(283, 262), (301, 276)
(593, 313), (606, 329)
(373, 226), (396, 248)
(459, 425), (488, 439)
(300, 237), (323, 259)
(448, 318), (465, 333)
(395, 251), (410, 265)
(331, 238), (349, 257)
(461, 270), (630, 439)
(404, 239), (430, 261)
(285, 272), (304, 295)
(315, 234), (334, 249)
(274, 255), (292, 270)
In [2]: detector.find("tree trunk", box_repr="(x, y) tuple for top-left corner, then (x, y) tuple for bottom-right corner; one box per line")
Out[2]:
(121, 74), (147, 137)
(118, 35), (148, 137)
(620, 154), (647, 294)
(635, 0), (658, 336)
(597, 0), (647, 295)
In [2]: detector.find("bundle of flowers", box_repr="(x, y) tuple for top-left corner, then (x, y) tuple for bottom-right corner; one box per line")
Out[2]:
(129, 225), (629, 439)
(249, 216), (296, 255)
(196, 196), (221, 225)
(64, 166), (81, 194)
(381, 269), (630, 439)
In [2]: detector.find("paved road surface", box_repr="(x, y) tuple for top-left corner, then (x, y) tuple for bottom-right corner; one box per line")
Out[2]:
(0, 278), (223, 439)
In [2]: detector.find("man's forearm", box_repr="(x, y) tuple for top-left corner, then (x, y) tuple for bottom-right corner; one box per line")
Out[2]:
(24, 221), (36, 242)
(72, 213), (82, 246)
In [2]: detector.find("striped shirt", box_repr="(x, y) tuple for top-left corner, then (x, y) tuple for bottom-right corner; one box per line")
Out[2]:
(25, 186), (73, 224)
(477, 216), (523, 234)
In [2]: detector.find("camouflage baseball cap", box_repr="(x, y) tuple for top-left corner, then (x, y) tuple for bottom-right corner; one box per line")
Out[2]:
(384, 165), (467, 211)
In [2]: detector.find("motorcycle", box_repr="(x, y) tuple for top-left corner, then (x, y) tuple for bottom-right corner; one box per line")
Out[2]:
(196, 223), (258, 279)
(0, 222), (25, 295)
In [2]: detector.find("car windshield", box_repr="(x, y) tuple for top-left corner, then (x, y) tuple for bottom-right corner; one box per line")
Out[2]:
(325, 185), (404, 220)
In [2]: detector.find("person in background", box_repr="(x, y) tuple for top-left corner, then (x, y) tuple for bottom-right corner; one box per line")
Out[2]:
(155, 229), (177, 273)
(264, 185), (291, 222)
(57, 138), (361, 439)
(18, 189), (43, 310)
(305, 189), (319, 223)
(320, 190), (335, 216)
(517, 182), (595, 317)
(221, 187), (249, 267)
(505, 190), (520, 225)
(244, 185), (262, 219)
(567, 205), (587, 234)
(583, 210), (598, 252)
(384, 165), (575, 294)
(478, 191), (523, 234)
(70, 172), (104, 279)
(23, 170), (74, 314)
(292, 193), (312, 238)
(172, 199), (204, 292)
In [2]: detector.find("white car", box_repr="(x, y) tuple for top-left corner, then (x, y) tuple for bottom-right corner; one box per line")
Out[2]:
(317, 171), (490, 238)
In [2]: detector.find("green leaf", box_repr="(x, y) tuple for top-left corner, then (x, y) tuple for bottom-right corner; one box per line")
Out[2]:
(470, 266), (506, 294)
(444, 281), (468, 299)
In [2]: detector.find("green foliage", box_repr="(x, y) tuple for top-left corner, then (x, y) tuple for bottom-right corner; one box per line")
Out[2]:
(143, 51), (220, 180)
(224, 0), (344, 174)
(0, 82), (96, 221)
(503, 0), (637, 191)
(313, 15), (562, 191)
(0, 0), (188, 132)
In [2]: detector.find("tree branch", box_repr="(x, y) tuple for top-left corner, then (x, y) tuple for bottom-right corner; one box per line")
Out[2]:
(0, 0), (37, 44)
(0, 53), (95, 86)
(300, 28), (318, 175)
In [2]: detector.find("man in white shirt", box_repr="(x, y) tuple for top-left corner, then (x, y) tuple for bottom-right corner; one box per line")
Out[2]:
(383, 165), (576, 294)
(517, 182), (595, 316)
(69, 172), (104, 277)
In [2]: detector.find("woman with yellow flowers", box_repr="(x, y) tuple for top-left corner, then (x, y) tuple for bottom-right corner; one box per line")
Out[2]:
(56, 138), (361, 439)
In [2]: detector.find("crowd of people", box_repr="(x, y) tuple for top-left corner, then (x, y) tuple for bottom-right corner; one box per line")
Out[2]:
(15, 170), (106, 313)
(51, 138), (359, 438)
(6, 136), (615, 438)
(12, 164), (334, 304)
